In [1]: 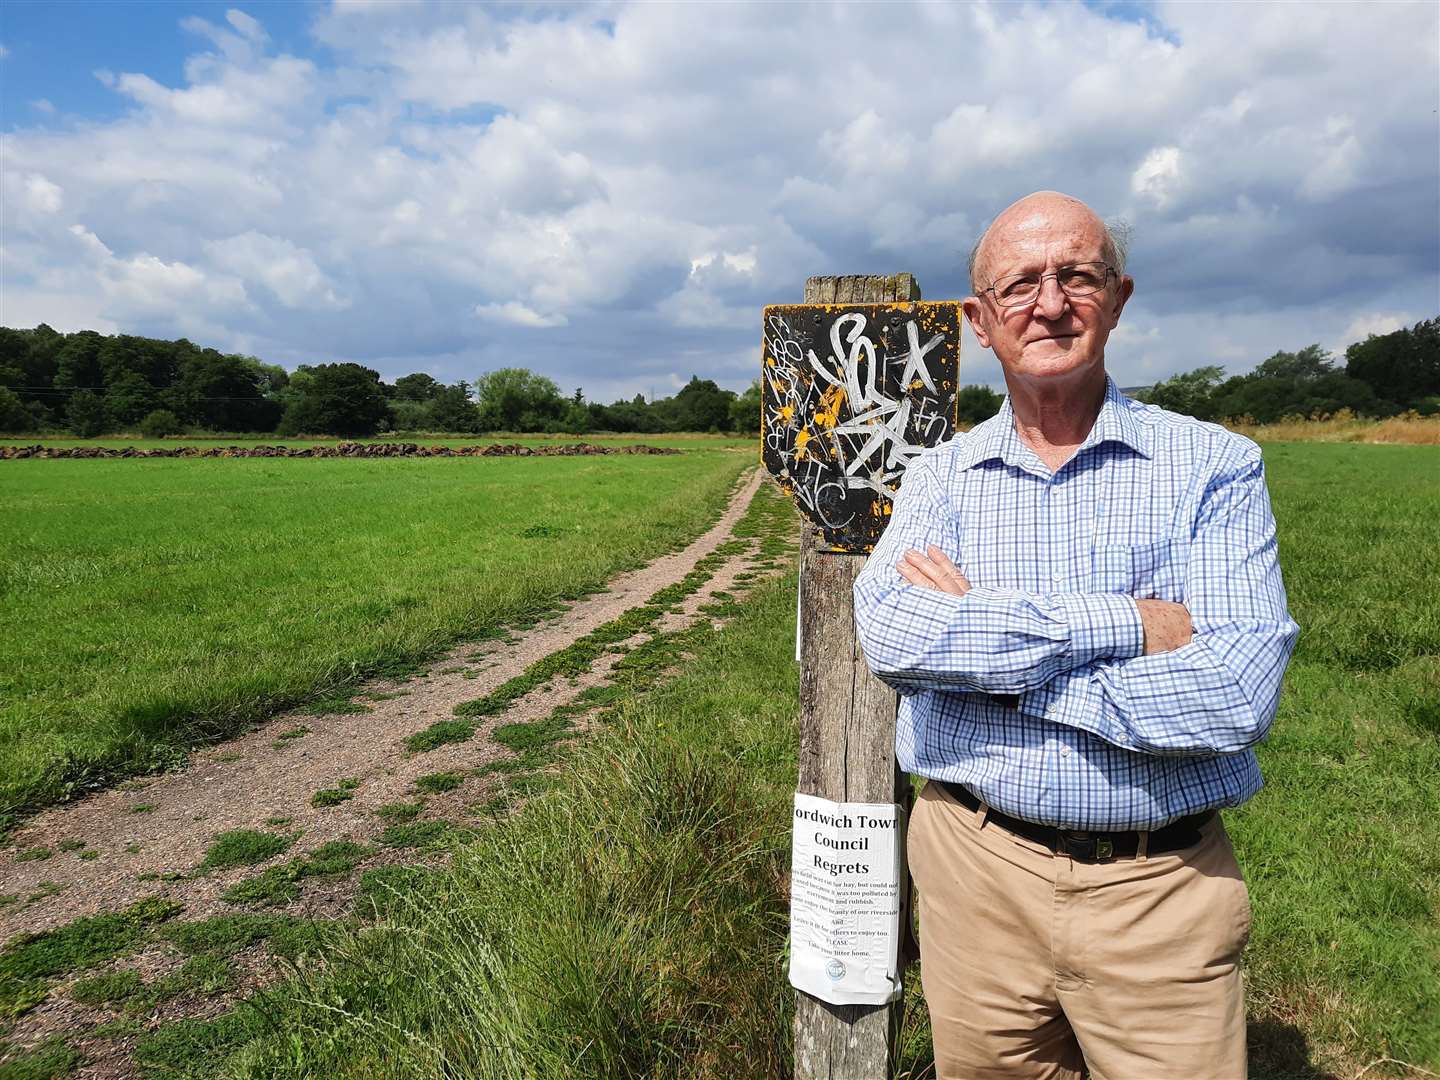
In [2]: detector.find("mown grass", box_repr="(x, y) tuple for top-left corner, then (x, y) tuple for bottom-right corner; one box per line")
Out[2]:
(110, 443), (1437, 1079)
(0, 1034), (80, 1078)
(0, 912), (330, 1071)
(0, 897), (183, 1020)
(195, 830), (298, 873)
(1226, 443), (1440, 1075)
(0, 450), (751, 826)
(222, 840), (374, 908)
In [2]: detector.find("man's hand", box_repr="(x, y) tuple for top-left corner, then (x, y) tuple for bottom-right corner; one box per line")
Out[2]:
(1137, 599), (1192, 654)
(897, 545), (972, 595)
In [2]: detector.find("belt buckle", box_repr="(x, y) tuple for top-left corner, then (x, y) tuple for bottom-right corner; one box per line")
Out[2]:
(1057, 831), (1113, 862)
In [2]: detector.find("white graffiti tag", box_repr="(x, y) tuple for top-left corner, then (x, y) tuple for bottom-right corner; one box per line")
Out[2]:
(762, 305), (956, 542)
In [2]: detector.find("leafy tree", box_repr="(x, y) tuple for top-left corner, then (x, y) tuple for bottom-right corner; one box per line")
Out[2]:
(278, 363), (393, 437)
(104, 369), (157, 429)
(428, 382), (482, 433)
(98, 334), (177, 396)
(53, 331), (105, 404)
(240, 357), (289, 398)
(0, 386), (33, 433)
(390, 399), (433, 431)
(170, 349), (281, 432)
(560, 401), (592, 434)
(67, 390), (108, 437)
(287, 367), (317, 394)
(0, 328), (31, 391)
(1252, 344), (1335, 382)
(23, 324), (64, 398)
(590, 394), (663, 433)
(1207, 346), (1384, 423)
(670, 376), (735, 432)
(1345, 318), (1440, 409)
(394, 373), (441, 402)
(729, 380), (762, 434)
(955, 384), (1005, 425)
(475, 368), (566, 432)
(1135, 367), (1226, 420)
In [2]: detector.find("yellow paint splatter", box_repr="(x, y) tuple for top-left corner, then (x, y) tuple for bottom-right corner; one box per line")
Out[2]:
(813, 384), (847, 429)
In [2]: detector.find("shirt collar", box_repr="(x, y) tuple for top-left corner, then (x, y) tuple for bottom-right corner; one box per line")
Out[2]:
(951, 375), (1152, 472)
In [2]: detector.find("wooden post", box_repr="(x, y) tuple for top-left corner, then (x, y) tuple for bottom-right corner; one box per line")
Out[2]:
(793, 272), (921, 1079)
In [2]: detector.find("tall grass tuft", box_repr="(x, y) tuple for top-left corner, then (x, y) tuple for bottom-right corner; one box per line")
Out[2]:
(234, 737), (790, 1078)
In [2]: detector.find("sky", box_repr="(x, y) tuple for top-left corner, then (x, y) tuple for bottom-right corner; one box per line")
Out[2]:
(2, 0), (1437, 402)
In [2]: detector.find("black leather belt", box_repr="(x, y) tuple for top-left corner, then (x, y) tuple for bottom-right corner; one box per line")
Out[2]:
(937, 781), (1214, 862)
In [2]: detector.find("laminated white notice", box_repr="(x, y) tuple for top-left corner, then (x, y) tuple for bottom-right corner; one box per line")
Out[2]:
(787, 792), (904, 1006)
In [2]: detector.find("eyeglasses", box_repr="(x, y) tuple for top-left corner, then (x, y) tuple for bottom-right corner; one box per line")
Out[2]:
(983, 262), (1117, 308)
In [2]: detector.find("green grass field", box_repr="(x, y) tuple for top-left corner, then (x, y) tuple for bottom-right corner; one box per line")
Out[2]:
(0, 432), (755, 451)
(1229, 443), (1440, 1074)
(1, 441), (1434, 1078)
(0, 448), (751, 826)
(167, 442), (1436, 1080)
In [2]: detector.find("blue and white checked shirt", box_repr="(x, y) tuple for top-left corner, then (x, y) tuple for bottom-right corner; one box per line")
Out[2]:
(853, 378), (1299, 831)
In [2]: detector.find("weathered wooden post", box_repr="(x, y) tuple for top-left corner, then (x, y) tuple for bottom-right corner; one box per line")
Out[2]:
(760, 274), (962, 1078)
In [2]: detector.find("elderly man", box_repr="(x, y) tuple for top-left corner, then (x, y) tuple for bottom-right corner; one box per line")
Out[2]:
(853, 191), (1298, 1079)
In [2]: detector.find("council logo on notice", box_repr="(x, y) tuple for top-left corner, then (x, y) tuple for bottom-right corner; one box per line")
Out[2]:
(825, 958), (846, 981)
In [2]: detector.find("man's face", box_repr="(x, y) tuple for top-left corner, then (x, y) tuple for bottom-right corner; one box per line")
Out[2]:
(961, 198), (1133, 387)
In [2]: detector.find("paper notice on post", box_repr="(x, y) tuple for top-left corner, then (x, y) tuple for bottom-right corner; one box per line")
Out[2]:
(788, 792), (904, 1006)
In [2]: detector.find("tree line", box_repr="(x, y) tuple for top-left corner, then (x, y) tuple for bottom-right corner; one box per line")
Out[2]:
(1134, 318), (1438, 423)
(0, 325), (757, 437)
(0, 324), (1006, 438)
(7, 319), (1426, 439)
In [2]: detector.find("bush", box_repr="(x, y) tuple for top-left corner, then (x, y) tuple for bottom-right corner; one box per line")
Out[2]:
(139, 409), (185, 439)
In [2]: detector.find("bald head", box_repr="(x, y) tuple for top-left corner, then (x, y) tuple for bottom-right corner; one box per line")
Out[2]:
(967, 192), (1129, 293)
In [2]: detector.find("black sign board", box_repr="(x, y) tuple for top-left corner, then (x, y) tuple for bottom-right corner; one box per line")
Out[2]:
(760, 302), (962, 552)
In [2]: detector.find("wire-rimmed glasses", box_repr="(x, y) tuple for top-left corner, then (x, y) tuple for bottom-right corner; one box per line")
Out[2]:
(983, 262), (1117, 308)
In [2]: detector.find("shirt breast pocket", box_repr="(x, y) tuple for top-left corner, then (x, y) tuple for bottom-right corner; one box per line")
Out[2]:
(1091, 538), (1190, 602)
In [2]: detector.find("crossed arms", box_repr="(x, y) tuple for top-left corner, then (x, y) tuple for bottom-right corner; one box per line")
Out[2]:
(852, 452), (1300, 757)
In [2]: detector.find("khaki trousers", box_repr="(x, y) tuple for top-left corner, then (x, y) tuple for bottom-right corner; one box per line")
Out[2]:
(909, 782), (1251, 1080)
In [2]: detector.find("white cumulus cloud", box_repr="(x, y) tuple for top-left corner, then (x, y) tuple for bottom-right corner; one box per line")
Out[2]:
(22, 175), (64, 215)
(1132, 147), (1183, 208)
(474, 301), (568, 329)
(206, 232), (349, 311)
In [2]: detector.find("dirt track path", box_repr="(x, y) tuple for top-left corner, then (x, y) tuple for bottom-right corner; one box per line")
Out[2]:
(0, 467), (768, 944)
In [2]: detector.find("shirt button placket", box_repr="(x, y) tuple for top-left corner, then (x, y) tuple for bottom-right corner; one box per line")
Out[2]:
(1045, 477), (1064, 591)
